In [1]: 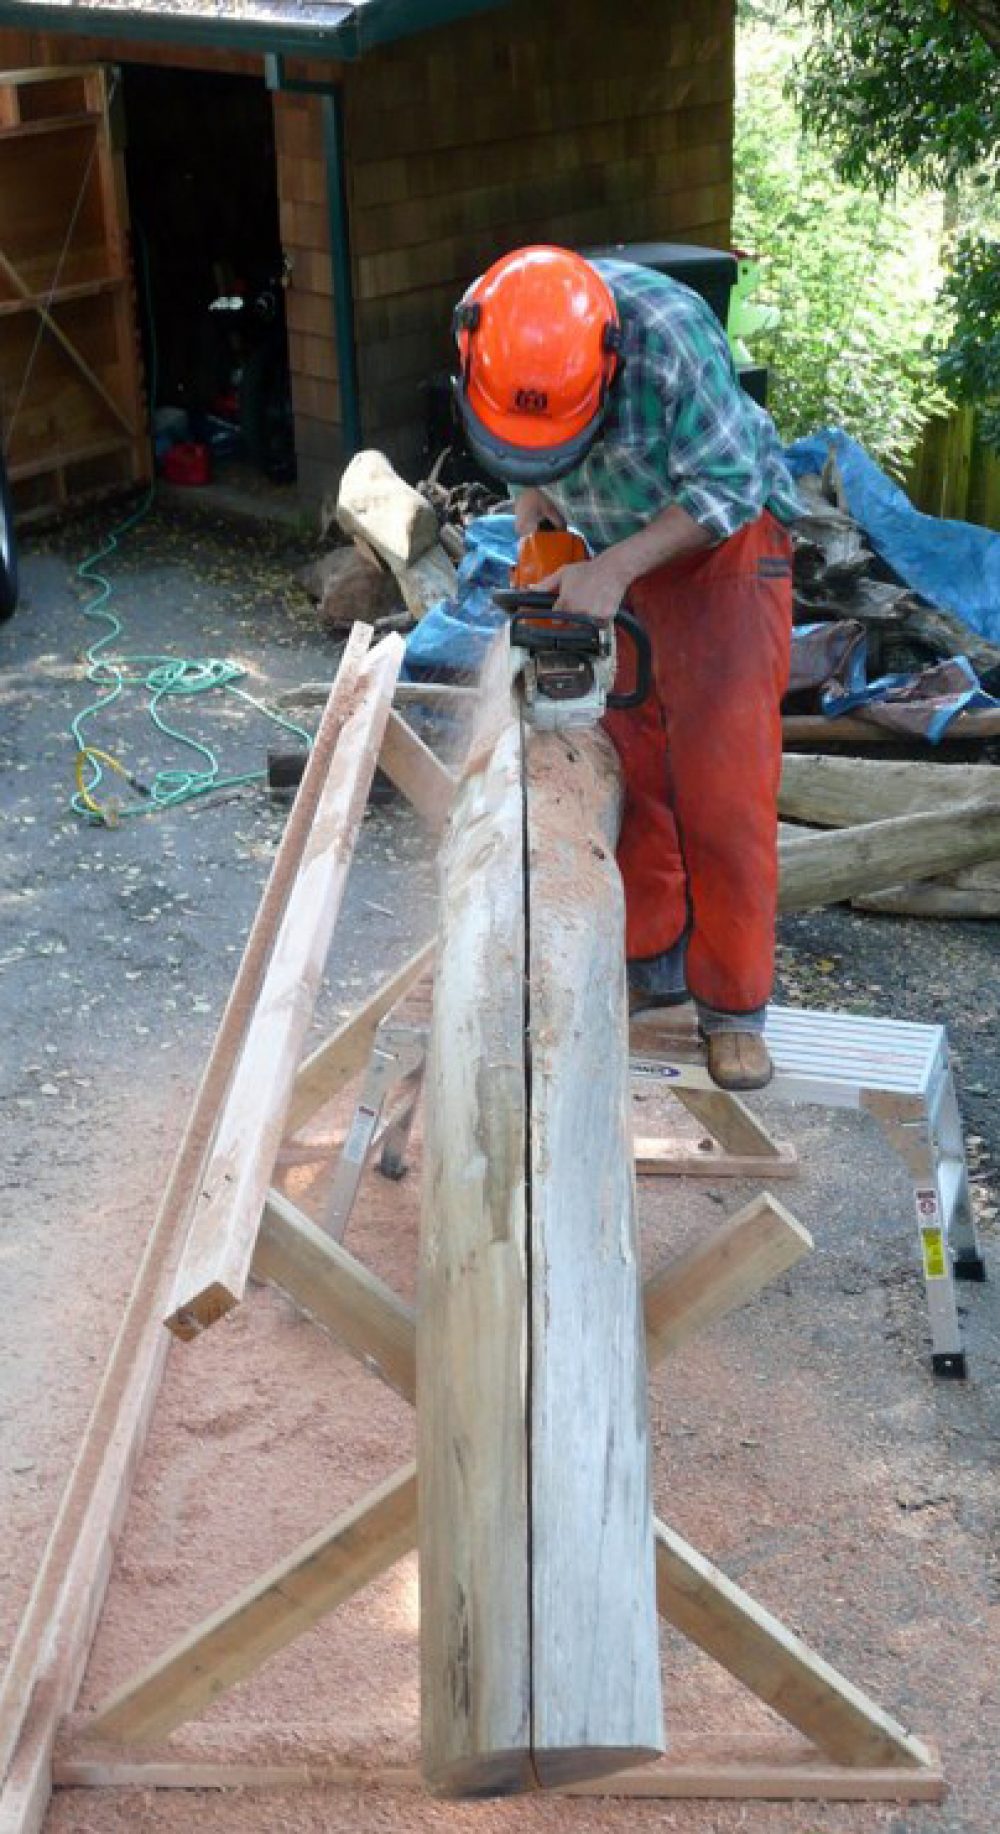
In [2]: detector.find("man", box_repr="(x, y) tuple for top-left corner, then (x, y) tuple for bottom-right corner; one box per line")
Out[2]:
(451, 245), (801, 1091)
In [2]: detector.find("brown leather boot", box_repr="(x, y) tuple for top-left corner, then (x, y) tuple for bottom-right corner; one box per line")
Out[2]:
(705, 1031), (773, 1092)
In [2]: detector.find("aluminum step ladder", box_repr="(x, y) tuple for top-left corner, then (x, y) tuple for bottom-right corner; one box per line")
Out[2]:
(630, 1005), (985, 1378)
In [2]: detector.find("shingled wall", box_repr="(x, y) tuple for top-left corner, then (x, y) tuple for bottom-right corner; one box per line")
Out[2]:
(280, 0), (734, 502)
(0, 0), (735, 509)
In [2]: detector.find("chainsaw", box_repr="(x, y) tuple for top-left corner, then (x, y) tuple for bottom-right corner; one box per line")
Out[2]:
(494, 524), (652, 731)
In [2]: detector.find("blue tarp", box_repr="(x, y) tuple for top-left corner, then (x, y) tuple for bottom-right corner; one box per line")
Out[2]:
(402, 514), (518, 680)
(785, 428), (1000, 644)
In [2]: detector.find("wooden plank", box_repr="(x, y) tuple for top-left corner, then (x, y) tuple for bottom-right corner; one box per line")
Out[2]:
(83, 1467), (418, 1746)
(525, 725), (663, 1789)
(636, 1137), (799, 1178)
(165, 634), (404, 1341)
(654, 1519), (934, 1771)
(671, 1088), (787, 1158)
(416, 635), (533, 1796)
(51, 1747), (944, 1801)
(0, 632), (375, 1829)
(643, 1195), (812, 1367)
(285, 938), (435, 1136)
(253, 1190), (416, 1403)
(378, 710), (458, 830)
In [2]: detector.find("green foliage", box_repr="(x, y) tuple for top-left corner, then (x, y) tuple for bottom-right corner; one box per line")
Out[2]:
(780, 0), (1000, 458)
(789, 0), (999, 196)
(733, 25), (948, 471)
(936, 235), (1000, 450)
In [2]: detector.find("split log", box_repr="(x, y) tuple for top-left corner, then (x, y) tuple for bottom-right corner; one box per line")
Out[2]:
(418, 639), (661, 1795)
(524, 723), (661, 1790)
(336, 449), (438, 571)
(779, 753), (1000, 827)
(417, 640), (532, 1797)
(778, 798), (1000, 912)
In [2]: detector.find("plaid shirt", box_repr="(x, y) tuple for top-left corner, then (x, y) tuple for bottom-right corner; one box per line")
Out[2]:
(545, 260), (802, 551)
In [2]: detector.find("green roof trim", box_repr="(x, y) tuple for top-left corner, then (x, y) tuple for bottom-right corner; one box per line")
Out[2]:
(0, 0), (511, 58)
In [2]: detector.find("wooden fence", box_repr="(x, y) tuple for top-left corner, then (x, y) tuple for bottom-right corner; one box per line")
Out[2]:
(906, 406), (1000, 530)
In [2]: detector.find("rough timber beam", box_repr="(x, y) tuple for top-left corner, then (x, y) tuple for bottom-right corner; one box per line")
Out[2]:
(165, 634), (404, 1341)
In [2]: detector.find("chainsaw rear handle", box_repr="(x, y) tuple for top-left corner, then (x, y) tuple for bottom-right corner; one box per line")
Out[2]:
(494, 591), (652, 709)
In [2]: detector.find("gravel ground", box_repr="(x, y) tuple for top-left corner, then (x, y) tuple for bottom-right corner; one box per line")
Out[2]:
(1, 500), (998, 1834)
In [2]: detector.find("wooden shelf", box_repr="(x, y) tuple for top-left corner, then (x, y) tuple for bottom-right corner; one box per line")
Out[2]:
(0, 275), (125, 317)
(0, 110), (101, 142)
(7, 433), (133, 486)
(0, 63), (149, 521)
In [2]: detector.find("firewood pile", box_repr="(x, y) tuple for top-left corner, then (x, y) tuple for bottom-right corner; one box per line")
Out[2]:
(791, 469), (1000, 690)
(299, 449), (501, 638)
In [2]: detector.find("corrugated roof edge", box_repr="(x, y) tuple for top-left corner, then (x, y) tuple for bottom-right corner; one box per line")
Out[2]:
(0, 0), (510, 57)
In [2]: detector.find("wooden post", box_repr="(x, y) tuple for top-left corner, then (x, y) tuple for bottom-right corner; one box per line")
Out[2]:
(418, 642), (661, 1795)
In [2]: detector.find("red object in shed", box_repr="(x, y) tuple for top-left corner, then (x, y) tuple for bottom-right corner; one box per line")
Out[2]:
(162, 442), (211, 486)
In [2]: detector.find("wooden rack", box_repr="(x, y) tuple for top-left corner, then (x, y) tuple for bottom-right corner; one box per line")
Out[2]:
(0, 66), (149, 524)
(0, 628), (944, 1827)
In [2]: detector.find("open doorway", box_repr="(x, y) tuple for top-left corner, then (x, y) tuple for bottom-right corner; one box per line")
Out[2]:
(122, 64), (296, 492)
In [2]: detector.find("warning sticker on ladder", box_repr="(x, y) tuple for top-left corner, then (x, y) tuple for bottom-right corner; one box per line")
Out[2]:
(916, 1187), (947, 1279)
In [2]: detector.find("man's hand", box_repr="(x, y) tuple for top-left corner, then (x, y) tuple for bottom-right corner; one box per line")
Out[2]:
(536, 549), (632, 623)
(514, 488), (565, 538)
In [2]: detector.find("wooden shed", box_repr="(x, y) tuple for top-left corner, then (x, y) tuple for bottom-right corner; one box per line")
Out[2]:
(0, 0), (736, 517)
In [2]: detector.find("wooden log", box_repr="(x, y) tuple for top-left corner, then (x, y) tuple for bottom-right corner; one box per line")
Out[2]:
(0, 626), (375, 1832)
(782, 709), (1000, 744)
(524, 724), (663, 1790)
(165, 635), (404, 1340)
(779, 753), (1000, 828)
(419, 637), (661, 1794)
(853, 878), (1000, 919)
(84, 1466), (418, 1746)
(395, 543), (457, 620)
(778, 798), (1000, 912)
(336, 449), (437, 570)
(417, 637), (533, 1796)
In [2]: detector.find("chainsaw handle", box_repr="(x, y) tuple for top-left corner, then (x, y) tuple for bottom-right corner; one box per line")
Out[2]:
(606, 610), (652, 711)
(493, 588), (562, 611)
(494, 592), (652, 708)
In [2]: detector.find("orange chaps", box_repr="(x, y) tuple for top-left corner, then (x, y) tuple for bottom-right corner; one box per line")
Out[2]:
(603, 511), (792, 1017)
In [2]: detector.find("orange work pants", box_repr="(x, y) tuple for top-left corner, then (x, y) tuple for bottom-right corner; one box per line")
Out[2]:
(603, 511), (792, 1017)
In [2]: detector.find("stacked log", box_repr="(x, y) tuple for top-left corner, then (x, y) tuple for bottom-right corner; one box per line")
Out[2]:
(778, 754), (1000, 917)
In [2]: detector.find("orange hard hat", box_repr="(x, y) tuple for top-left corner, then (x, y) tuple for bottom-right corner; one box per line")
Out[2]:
(452, 246), (623, 485)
